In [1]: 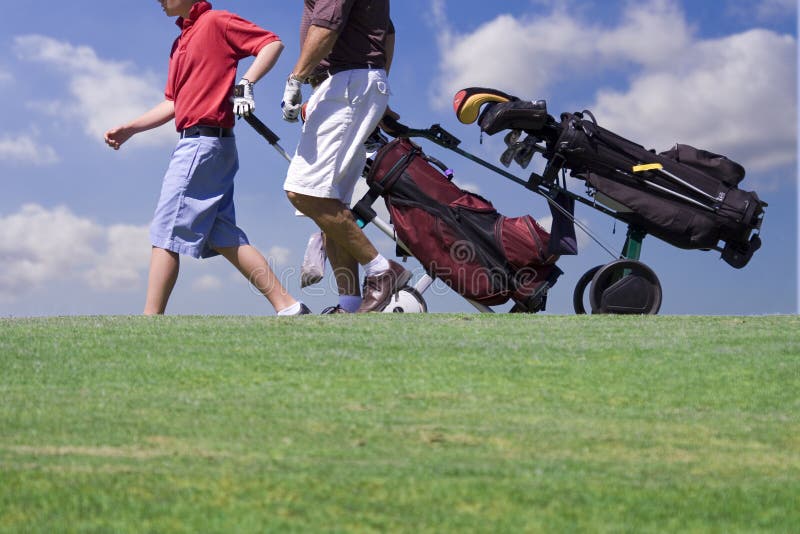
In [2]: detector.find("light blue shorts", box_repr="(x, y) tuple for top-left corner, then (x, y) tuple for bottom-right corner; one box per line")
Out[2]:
(150, 136), (249, 259)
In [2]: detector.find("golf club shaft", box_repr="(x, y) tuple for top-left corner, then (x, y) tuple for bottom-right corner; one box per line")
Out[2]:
(243, 114), (293, 162)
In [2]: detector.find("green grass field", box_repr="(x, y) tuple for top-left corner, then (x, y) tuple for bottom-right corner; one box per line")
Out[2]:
(1, 315), (798, 533)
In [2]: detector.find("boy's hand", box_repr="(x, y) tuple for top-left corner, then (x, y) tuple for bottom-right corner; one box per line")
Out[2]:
(281, 75), (303, 122)
(104, 126), (134, 150)
(233, 78), (255, 117)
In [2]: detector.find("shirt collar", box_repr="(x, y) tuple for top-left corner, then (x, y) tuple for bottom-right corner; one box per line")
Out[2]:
(176, 1), (212, 30)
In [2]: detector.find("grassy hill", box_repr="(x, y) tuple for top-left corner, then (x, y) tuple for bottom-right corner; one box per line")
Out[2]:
(1, 315), (798, 532)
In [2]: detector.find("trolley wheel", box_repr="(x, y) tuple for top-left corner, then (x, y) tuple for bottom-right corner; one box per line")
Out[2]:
(589, 259), (662, 315)
(381, 287), (428, 313)
(572, 265), (603, 314)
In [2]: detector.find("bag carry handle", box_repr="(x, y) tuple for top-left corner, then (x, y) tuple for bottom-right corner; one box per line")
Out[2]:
(424, 155), (455, 180)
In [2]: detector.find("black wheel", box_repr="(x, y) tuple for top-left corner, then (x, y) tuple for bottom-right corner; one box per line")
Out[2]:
(589, 260), (662, 315)
(572, 265), (603, 314)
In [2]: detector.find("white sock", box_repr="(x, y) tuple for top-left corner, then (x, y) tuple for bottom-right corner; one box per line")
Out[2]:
(339, 295), (362, 313)
(277, 301), (302, 316)
(364, 254), (390, 277)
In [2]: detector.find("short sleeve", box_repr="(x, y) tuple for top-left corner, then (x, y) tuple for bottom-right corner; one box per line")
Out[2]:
(309, 0), (356, 32)
(224, 14), (280, 59)
(164, 39), (179, 100)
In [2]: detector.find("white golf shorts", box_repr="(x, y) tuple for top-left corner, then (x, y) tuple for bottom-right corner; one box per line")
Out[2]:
(284, 68), (390, 203)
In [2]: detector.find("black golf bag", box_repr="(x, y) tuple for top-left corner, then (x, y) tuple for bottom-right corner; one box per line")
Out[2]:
(462, 88), (766, 269)
(546, 111), (765, 268)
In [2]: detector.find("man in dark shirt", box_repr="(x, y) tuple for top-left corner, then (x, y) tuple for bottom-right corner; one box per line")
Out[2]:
(281, 0), (408, 314)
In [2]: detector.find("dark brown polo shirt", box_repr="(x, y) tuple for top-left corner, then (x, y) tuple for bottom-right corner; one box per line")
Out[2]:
(301, 0), (393, 72)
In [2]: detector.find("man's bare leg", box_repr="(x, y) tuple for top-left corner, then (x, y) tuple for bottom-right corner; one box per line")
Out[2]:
(144, 247), (179, 315)
(287, 193), (378, 264)
(287, 192), (410, 313)
(216, 245), (297, 312)
(324, 235), (360, 296)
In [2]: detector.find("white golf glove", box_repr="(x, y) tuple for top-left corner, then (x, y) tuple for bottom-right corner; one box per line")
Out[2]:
(233, 78), (255, 117)
(281, 75), (303, 123)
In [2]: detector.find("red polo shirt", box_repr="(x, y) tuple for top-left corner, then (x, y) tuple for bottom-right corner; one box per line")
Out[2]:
(166, 1), (279, 130)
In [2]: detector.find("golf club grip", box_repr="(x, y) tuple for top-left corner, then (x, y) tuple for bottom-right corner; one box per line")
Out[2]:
(244, 114), (280, 145)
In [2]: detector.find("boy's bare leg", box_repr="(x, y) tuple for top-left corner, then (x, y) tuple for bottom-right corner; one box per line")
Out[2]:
(144, 247), (180, 315)
(216, 245), (297, 312)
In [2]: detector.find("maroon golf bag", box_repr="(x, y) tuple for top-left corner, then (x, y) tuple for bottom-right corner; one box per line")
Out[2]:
(365, 138), (561, 311)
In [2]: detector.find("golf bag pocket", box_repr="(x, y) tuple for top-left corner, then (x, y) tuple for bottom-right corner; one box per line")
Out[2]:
(500, 215), (555, 269)
(660, 144), (745, 187)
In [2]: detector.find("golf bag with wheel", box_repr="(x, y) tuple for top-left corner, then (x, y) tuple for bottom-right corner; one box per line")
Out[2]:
(545, 111), (765, 268)
(365, 137), (562, 312)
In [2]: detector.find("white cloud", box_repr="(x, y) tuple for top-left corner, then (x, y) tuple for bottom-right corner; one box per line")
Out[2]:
(592, 29), (797, 172)
(431, 0), (797, 177)
(431, 0), (690, 108)
(266, 245), (291, 267)
(0, 204), (150, 298)
(0, 68), (12, 84)
(457, 182), (482, 194)
(84, 224), (151, 291)
(0, 134), (59, 165)
(0, 204), (102, 296)
(13, 35), (175, 148)
(192, 275), (223, 292)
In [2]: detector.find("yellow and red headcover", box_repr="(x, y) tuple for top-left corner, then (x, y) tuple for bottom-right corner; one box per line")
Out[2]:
(453, 87), (517, 124)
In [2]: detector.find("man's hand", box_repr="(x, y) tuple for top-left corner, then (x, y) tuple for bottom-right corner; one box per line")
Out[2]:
(281, 75), (303, 123)
(233, 78), (255, 118)
(104, 126), (134, 150)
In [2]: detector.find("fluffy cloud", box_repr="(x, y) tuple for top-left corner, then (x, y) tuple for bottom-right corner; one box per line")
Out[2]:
(192, 275), (223, 292)
(431, 0), (691, 107)
(84, 224), (151, 291)
(0, 204), (101, 296)
(0, 134), (59, 165)
(593, 28), (796, 171)
(13, 35), (175, 148)
(431, 0), (797, 177)
(266, 245), (292, 268)
(0, 204), (150, 298)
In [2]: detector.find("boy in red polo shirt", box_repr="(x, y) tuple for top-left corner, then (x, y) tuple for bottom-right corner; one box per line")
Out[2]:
(104, 0), (310, 315)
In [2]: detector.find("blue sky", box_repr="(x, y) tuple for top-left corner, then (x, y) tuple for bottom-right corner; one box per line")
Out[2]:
(0, 0), (796, 316)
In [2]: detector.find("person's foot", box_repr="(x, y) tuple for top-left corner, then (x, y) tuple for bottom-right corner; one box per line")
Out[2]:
(321, 305), (349, 314)
(356, 261), (411, 313)
(293, 303), (313, 315)
(278, 302), (312, 316)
